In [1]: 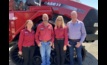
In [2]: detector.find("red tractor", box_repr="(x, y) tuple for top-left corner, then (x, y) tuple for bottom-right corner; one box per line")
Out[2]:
(9, 0), (98, 65)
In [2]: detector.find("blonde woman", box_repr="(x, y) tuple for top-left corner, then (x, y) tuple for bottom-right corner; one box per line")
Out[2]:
(54, 16), (68, 65)
(18, 20), (35, 65)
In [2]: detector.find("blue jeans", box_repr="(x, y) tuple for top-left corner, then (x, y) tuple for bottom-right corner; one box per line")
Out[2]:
(40, 41), (51, 65)
(69, 39), (82, 65)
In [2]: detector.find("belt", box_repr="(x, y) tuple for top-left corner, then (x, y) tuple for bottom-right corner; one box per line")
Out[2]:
(40, 40), (50, 42)
(23, 45), (34, 48)
(69, 39), (80, 41)
(56, 38), (64, 40)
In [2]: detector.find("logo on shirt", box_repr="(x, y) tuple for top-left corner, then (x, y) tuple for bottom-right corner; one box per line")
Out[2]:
(40, 28), (44, 30)
(25, 31), (28, 34)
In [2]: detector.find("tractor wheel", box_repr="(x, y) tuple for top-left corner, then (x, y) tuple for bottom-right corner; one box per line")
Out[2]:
(81, 46), (86, 61)
(10, 44), (23, 65)
(65, 46), (86, 63)
(9, 44), (41, 65)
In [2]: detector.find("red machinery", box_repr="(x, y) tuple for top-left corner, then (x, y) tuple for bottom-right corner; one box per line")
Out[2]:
(9, 0), (98, 65)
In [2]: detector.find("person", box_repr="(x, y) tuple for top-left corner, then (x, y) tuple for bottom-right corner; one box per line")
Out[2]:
(18, 20), (35, 65)
(13, 0), (27, 10)
(53, 16), (68, 65)
(26, 0), (41, 6)
(18, 1), (23, 10)
(67, 11), (87, 65)
(35, 13), (54, 65)
(21, 0), (27, 10)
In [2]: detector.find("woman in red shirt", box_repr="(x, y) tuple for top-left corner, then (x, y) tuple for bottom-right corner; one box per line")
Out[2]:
(54, 16), (68, 65)
(18, 20), (35, 65)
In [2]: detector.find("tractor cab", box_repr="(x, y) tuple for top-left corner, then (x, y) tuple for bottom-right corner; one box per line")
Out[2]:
(9, 0), (42, 11)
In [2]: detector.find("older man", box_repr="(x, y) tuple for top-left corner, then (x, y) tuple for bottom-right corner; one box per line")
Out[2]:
(67, 11), (86, 65)
(35, 13), (54, 65)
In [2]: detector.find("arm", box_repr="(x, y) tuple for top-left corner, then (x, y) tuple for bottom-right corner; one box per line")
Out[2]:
(80, 22), (87, 44)
(18, 30), (24, 52)
(51, 26), (54, 44)
(35, 25), (40, 45)
(64, 27), (68, 46)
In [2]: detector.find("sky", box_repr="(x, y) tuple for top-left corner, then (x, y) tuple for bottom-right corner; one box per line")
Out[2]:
(80, 0), (98, 10)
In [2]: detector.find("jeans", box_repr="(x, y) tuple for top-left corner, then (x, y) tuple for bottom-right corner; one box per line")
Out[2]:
(54, 39), (66, 65)
(69, 39), (82, 65)
(40, 41), (51, 65)
(22, 46), (35, 65)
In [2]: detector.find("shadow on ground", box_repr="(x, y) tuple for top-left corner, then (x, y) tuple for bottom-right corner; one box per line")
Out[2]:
(9, 51), (98, 65)
(82, 50), (98, 65)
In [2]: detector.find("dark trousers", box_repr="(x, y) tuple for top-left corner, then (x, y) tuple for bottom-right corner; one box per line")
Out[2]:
(54, 39), (66, 65)
(69, 39), (82, 65)
(22, 46), (35, 65)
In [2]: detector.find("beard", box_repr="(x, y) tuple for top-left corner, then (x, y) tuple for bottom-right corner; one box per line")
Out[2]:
(43, 20), (48, 22)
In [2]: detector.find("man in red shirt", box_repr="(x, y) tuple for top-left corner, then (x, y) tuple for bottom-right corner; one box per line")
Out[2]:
(35, 13), (54, 65)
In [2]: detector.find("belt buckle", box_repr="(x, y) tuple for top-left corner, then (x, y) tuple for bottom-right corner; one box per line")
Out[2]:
(72, 39), (75, 41)
(70, 39), (75, 41)
(72, 39), (79, 41)
(28, 46), (30, 48)
(58, 39), (61, 40)
(43, 40), (47, 42)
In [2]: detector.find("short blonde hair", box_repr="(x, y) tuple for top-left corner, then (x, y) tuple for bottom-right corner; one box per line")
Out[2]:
(55, 16), (65, 28)
(25, 20), (33, 28)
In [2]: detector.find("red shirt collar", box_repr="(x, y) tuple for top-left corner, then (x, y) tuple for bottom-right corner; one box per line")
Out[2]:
(55, 26), (63, 29)
(24, 28), (34, 33)
(41, 22), (50, 27)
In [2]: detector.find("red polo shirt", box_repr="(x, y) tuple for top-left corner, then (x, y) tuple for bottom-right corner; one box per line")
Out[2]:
(18, 29), (35, 51)
(54, 26), (68, 46)
(35, 22), (54, 44)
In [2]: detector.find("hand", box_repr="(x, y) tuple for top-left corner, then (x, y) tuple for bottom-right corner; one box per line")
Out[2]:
(18, 51), (22, 55)
(67, 43), (71, 47)
(75, 42), (81, 48)
(52, 44), (55, 49)
(38, 42), (41, 47)
(50, 42), (53, 46)
(63, 45), (67, 51)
